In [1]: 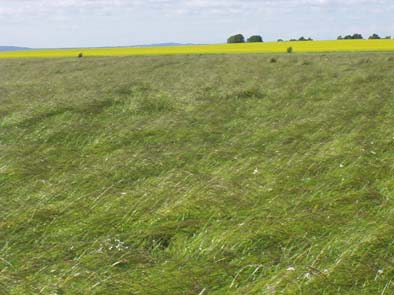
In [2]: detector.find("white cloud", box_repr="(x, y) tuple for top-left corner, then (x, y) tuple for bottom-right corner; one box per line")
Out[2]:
(1, 0), (392, 18)
(0, 0), (393, 47)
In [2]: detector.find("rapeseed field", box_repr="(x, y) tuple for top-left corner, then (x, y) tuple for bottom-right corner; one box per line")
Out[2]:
(1, 39), (394, 58)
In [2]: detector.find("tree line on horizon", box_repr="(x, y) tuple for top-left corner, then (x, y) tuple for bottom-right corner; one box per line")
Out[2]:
(337, 33), (391, 40)
(227, 33), (392, 43)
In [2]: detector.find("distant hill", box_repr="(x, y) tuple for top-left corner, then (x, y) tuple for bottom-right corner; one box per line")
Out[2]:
(130, 43), (195, 48)
(0, 44), (195, 52)
(0, 46), (30, 51)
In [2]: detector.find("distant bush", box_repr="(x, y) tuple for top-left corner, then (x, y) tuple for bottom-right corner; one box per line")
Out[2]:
(368, 34), (381, 39)
(290, 37), (313, 42)
(384, 36), (392, 39)
(227, 34), (245, 43)
(343, 33), (364, 40)
(247, 35), (263, 43)
(277, 39), (284, 42)
(287, 47), (293, 53)
(78, 53), (83, 58)
(352, 33), (363, 39)
(337, 35), (343, 40)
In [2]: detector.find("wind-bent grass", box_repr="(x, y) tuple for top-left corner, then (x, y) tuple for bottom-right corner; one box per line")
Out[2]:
(1, 53), (394, 294)
(1, 39), (394, 58)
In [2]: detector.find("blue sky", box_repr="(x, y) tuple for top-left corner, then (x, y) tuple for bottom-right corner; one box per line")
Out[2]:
(1, 0), (393, 48)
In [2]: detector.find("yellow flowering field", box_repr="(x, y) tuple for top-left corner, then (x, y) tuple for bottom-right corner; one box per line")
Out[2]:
(1, 39), (394, 58)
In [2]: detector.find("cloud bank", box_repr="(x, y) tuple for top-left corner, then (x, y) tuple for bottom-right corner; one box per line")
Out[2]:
(1, 0), (393, 47)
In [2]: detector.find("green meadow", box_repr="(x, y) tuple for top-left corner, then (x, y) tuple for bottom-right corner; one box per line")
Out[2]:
(1, 53), (394, 294)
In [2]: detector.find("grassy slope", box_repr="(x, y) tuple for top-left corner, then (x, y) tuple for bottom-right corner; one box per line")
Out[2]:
(1, 54), (394, 295)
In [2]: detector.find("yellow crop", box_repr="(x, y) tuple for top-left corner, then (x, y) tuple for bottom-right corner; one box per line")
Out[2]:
(1, 40), (394, 58)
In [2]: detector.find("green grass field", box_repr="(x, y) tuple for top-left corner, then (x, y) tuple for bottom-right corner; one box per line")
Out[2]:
(1, 39), (394, 58)
(1, 53), (394, 294)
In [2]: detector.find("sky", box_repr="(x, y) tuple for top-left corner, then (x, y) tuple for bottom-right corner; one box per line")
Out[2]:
(0, 0), (393, 48)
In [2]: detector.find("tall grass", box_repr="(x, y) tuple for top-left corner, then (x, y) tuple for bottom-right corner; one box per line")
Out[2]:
(1, 53), (394, 294)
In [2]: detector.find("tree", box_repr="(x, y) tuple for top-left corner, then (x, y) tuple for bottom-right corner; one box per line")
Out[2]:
(337, 35), (344, 40)
(342, 34), (364, 40)
(247, 35), (263, 43)
(384, 36), (392, 39)
(352, 33), (363, 39)
(289, 36), (313, 42)
(369, 33), (381, 39)
(227, 34), (245, 43)
(277, 39), (284, 42)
